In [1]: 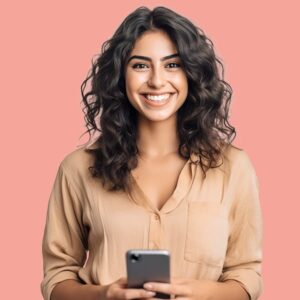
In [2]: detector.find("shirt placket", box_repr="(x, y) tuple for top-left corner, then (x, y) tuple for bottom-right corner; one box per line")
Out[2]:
(148, 212), (162, 249)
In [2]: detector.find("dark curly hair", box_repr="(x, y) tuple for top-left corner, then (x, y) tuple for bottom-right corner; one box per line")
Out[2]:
(80, 6), (236, 192)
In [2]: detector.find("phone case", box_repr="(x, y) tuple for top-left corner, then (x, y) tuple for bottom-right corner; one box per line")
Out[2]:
(126, 249), (170, 299)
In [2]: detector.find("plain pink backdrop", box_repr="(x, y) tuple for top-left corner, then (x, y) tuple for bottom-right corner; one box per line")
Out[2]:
(1, 0), (299, 299)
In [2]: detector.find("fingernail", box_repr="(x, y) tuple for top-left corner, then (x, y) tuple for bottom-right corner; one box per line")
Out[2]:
(144, 283), (153, 289)
(147, 291), (156, 296)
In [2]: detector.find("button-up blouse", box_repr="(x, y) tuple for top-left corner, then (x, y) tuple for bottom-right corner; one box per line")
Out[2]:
(41, 141), (263, 300)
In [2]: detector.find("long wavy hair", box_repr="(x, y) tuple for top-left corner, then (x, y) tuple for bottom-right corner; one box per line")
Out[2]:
(80, 6), (236, 192)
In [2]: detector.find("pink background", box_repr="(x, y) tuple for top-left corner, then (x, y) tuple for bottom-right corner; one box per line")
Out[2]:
(1, 0), (299, 299)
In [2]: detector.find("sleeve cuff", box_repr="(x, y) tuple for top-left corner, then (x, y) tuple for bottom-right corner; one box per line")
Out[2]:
(41, 271), (82, 300)
(218, 269), (263, 300)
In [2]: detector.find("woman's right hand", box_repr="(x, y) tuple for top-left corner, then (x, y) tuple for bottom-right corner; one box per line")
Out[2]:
(100, 277), (156, 300)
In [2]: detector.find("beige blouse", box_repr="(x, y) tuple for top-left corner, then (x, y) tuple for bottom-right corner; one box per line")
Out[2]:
(40, 141), (263, 300)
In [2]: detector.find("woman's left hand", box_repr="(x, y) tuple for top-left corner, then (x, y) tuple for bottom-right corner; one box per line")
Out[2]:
(143, 277), (217, 300)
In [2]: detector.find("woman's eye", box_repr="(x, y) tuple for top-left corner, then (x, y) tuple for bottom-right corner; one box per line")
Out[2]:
(131, 62), (181, 70)
(132, 63), (148, 69)
(166, 62), (181, 68)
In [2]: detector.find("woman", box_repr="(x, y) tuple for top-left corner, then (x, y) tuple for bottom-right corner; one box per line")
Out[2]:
(41, 6), (263, 300)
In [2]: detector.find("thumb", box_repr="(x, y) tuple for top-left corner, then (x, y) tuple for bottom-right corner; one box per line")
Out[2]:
(117, 277), (128, 285)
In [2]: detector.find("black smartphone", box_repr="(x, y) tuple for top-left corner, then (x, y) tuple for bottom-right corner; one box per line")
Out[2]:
(126, 249), (171, 299)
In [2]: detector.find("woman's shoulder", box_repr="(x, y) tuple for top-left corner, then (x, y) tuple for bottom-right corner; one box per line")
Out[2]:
(221, 144), (257, 175)
(58, 142), (96, 180)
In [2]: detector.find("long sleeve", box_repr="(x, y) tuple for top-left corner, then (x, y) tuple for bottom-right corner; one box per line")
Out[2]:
(219, 152), (263, 300)
(40, 162), (88, 300)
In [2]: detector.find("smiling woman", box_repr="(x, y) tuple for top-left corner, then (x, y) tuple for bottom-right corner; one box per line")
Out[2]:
(79, 6), (236, 191)
(41, 6), (263, 300)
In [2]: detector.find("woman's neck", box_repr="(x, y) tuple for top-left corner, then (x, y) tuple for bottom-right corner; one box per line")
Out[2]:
(136, 115), (180, 159)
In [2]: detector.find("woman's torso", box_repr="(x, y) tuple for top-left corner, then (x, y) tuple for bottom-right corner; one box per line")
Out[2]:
(50, 144), (249, 286)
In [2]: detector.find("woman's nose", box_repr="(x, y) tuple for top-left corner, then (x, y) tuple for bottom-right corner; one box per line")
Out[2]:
(147, 68), (166, 88)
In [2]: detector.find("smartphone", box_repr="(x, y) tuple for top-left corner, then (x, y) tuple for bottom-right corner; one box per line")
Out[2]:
(126, 249), (170, 299)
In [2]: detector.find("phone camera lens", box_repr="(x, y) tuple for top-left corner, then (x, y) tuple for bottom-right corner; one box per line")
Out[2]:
(131, 253), (140, 263)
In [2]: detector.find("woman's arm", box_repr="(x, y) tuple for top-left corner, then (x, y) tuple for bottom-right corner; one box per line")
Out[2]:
(213, 280), (250, 300)
(51, 280), (102, 300)
(218, 151), (263, 300)
(41, 163), (89, 300)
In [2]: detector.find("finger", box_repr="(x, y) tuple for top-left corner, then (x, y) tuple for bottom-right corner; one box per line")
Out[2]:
(117, 277), (128, 284)
(115, 288), (156, 299)
(143, 282), (183, 296)
(145, 297), (187, 300)
(116, 277), (128, 288)
(143, 298), (169, 300)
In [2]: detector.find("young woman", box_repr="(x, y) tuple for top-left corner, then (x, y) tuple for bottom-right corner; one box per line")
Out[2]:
(41, 6), (263, 300)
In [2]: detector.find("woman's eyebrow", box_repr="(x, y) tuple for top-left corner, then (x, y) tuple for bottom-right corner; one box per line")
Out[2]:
(127, 53), (179, 63)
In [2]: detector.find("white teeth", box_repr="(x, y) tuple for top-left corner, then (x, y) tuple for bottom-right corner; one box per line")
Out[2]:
(146, 93), (170, 101)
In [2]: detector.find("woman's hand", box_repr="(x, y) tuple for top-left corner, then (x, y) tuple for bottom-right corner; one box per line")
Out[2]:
(143, 278), (250, 300)
(143, 277), (218, 300)
(100, 277), (157, 300)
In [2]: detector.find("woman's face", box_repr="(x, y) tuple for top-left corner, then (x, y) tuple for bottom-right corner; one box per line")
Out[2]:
(124, 30), (188, 122)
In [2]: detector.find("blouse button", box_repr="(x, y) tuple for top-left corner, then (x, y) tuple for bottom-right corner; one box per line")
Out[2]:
(154, 214), (159, 220)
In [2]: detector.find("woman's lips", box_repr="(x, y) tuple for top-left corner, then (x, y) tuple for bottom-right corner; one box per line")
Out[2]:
(140, 93), (175, 107)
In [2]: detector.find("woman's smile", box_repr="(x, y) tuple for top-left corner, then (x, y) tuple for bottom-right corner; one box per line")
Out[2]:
(125, 30), (188, 122)
(140, 93), (176, 107)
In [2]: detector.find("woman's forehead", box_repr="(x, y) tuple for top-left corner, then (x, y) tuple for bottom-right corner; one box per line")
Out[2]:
(130, 30), (177, 57)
